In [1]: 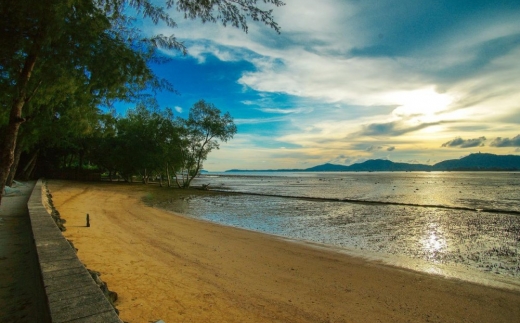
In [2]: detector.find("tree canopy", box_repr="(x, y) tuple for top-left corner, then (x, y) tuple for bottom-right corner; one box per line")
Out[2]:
(0, 0), (284, 202)
(34, 100), (235, 188)
(175, 100), (237, 187)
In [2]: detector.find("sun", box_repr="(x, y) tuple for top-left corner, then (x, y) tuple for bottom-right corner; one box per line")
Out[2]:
(388, 86), (454, 124)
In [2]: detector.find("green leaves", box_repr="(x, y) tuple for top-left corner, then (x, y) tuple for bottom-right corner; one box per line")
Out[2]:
(0, 0), (281, 196)
(174, 0), (285, 33)
(174, 99), (236, 187)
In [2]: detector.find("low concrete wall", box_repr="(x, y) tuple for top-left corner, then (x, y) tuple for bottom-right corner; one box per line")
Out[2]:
(27, 180), (122, 323)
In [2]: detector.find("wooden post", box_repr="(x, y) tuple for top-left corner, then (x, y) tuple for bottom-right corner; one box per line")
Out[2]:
(86, 213), (90, 227)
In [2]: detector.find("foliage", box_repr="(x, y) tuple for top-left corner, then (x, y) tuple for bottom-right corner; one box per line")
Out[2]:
(0, 0), (282, 200)
(175, 100), (237, 187)
(61, 100), (236, 188)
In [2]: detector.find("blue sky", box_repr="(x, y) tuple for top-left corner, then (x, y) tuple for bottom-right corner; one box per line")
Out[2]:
(133, 0), (520, 171)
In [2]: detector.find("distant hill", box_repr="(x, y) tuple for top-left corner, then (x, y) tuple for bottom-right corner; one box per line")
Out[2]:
(432, 153), (520, 171)
(225, 168), (303, 172)
(305, 160), (431, 171)
(304, 163), (351, 171)
(225, 153), (520, 172)
(347, 159), (432, 171)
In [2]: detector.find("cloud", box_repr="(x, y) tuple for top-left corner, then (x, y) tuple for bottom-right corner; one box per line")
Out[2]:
(328, 155), (369, 166)
(366, 145), (383, 152)
(174, 106), (183, 113)
(359, 120), (442, 137)
(257, 107), (311, 114)
(490, 134), (520, 147)
(153, 0), (520, 105)
(178, 41), (253, 64)
(146, 0), (520, 170)
(234, 116), (287, 125)
(441, 136), (486, 148)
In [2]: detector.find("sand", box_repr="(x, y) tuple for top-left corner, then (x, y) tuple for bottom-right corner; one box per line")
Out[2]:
(47, 180), (520, 323)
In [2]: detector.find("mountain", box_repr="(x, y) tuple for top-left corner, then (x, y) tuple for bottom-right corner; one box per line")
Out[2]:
(225, 168), (303, 172)
(225, 153), (520, 172)
(305, 163), (350, 171)
(346, 159), (432, 171)
(432, 153), (520, 171)
(305, 160), (431, 171)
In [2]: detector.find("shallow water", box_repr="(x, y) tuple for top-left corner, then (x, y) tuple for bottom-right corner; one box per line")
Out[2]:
(156, 172), (520, 289)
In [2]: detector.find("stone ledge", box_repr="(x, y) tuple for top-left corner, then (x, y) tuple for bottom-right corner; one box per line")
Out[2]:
(28, 180), (122, 323)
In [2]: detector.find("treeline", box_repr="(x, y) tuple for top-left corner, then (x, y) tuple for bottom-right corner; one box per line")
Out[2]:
(17, 99), (235, 188)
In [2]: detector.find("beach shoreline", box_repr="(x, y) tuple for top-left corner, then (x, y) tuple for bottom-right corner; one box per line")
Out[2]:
(48, 180), (520, 323)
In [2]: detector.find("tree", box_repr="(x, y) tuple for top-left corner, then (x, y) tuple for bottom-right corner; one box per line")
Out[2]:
(0, 0), (158, 201)
(0, 0), (283, 203)
(174, 100), (236, 188)
(112, 104), (168, 182)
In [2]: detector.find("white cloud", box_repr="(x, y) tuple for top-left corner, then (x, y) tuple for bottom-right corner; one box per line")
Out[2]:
(234, 116), (287, 125)
(145, 0), (520, 169)
(256, 107), (311, 114)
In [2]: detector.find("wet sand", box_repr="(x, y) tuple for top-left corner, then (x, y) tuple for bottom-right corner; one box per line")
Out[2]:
(47, 180), (520, 323)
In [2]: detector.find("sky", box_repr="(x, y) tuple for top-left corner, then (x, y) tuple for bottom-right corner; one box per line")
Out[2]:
(132, 0), (520, 171)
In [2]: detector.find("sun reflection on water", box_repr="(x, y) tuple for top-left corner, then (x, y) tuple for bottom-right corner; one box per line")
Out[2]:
(425, 231), (444, 251)
(420, 224), (447, 262)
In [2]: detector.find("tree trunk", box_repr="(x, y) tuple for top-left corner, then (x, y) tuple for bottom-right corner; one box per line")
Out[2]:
(173, 165), (183, 188)
(22, 152), (38, 180)
(185, 149), (204, 188)
(166, 162), (171, 187)
(185, 168), (200, 188)
(20, 150), (39, 180)
(6, 144), (23, 187)
(0, 87), (33, 203)
(79, 150), (84, 170)
(0, 25), (44, 204)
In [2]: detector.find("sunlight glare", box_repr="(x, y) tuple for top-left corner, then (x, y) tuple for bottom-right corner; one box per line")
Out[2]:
(388, 87), (453, 123)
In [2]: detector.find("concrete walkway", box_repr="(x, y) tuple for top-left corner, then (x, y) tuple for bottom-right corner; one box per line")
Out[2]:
(0, 181), (51, 322)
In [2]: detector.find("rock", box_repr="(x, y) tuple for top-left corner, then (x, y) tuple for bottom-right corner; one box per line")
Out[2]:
(43, 181), (67, 231)
(87, 269), (119, 314)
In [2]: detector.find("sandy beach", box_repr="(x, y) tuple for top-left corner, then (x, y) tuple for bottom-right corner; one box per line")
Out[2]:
(47, 180), (520, 323)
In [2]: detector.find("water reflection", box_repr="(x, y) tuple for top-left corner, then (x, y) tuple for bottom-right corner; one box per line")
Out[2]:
(420, 224), (447, 262)
(154, 172), (520, 288)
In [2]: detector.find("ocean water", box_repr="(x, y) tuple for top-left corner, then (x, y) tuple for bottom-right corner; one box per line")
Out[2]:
(158, 172), (520, 290)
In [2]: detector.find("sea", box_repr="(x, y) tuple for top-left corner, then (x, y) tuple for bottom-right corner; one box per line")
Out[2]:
(160, 171), (520, 290)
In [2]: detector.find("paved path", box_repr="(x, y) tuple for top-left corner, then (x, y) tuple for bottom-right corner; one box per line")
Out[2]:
(0, 181), (51, 323)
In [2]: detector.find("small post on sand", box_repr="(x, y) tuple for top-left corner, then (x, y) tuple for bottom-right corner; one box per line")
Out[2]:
(86, 213), (90, 227)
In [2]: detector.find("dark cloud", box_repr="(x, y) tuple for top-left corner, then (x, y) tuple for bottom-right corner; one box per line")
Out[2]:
(387, 146), (395, 151)
(350, 0), (520, 60)
(362, 122), (396, 136)
(441, 136), (486, 148)
(366, 145), (383, 152)
(434, 33), (520, 82)
(360, 121), (442, 137)
(490, 135), (520, 147)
